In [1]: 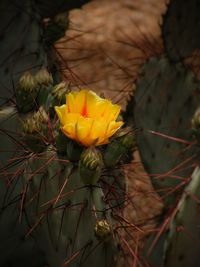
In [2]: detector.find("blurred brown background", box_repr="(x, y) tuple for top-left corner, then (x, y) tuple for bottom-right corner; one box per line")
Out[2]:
(56, 0), (167, 108)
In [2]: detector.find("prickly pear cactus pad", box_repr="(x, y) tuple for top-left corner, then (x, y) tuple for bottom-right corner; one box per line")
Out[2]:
(21, 89), (135, 267)
(163, 167), (200, 267)
(0, 80), (135, 266)
(0, 162), (46, 267)
(128, 56), (200, 206)
(162, 0), (200, 62)
(23, 149), (116, 267)
(0, 70), (54, 267)
(0, 0), (46, 105)
(0, 0), (90, 105)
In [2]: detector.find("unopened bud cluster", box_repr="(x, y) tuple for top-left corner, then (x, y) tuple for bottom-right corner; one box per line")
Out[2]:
(78, 147), (102, 185)
(23, 107), (48, 134)
(16, 69), (53, 113)
(18, 72), (37, 92)
(104, 127), (136, 167)
(94, 220), (112, 240)
(35, 68), (53, 86)
(52, 82), (69, 104)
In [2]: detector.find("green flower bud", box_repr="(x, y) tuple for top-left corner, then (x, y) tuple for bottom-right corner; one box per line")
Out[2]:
(78, 147), (102, 185)
(35, 68), (53, 107)
(94, 220), (112, 241)
(35, 107), (49, 124)
(35, 68), (53, 86)
(23, 107), (48, 152)
(16, 72), (38, 113)
(52, 82), (69, 104)
(104, 127), (136, 167)
(18, 72), (38, 92)
(120, 130), (136, 149)
(23, 107), (48, 134)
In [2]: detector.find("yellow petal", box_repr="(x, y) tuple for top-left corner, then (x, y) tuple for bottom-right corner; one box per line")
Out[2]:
(75, 90), (87, 115)
(55, 89), (124, 147)
(66, 92), (77, 113)
(103, 103), (121, 121)
(80, 137), (96, 147)
(76, 116), (93, 143)
(106, 121), (124, 138)
(62, 113), (80, 139)
(89, 118), (108, 145)
(54, 105), (67, 125)
(85, 91), (107, 118)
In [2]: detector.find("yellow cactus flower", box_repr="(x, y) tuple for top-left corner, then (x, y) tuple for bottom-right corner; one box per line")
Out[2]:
(55, 89), (123, 147)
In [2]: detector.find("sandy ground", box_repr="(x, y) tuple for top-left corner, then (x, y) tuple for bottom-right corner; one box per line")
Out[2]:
(56, 1), (167, 265)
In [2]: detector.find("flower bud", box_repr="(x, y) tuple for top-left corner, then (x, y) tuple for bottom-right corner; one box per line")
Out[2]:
(23, 107), (48, 152)
(52, 82), (69, 104)
(94, 220), (112, 241)
(35, 68), (53, 107)
(104, 127), (136, 167)
(78, 147), (102, 185)
(16, 72), (38, 113)
(35, 68), (53, 86)
(23, 107), (48, 133)
(18, 72), (37, 92)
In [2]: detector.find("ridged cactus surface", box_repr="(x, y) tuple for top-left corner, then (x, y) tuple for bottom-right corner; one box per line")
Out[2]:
(128, 56), (200, 206)
(0, 0), (46, 105)
(0, 64), (134, 266)
(164, 166), (200, 267)
(0, 173), (46, 267)
(2, 0), (200, 266)
(163, 0), (200, 62)
(24, 149), (116, 266)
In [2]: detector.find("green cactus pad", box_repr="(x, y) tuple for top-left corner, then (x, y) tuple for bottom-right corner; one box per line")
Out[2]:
(23, 148), (117, 267)
(101, 168), (127, 211)
(0, 0), (47, 105)
(0, 177), (46, 267)
(0, 106), (48, 266)
(162, 0), (200, 62)
(127, 56), (200, 206)
(164, 167), (200, 267)
(0, 106), (26, 170)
